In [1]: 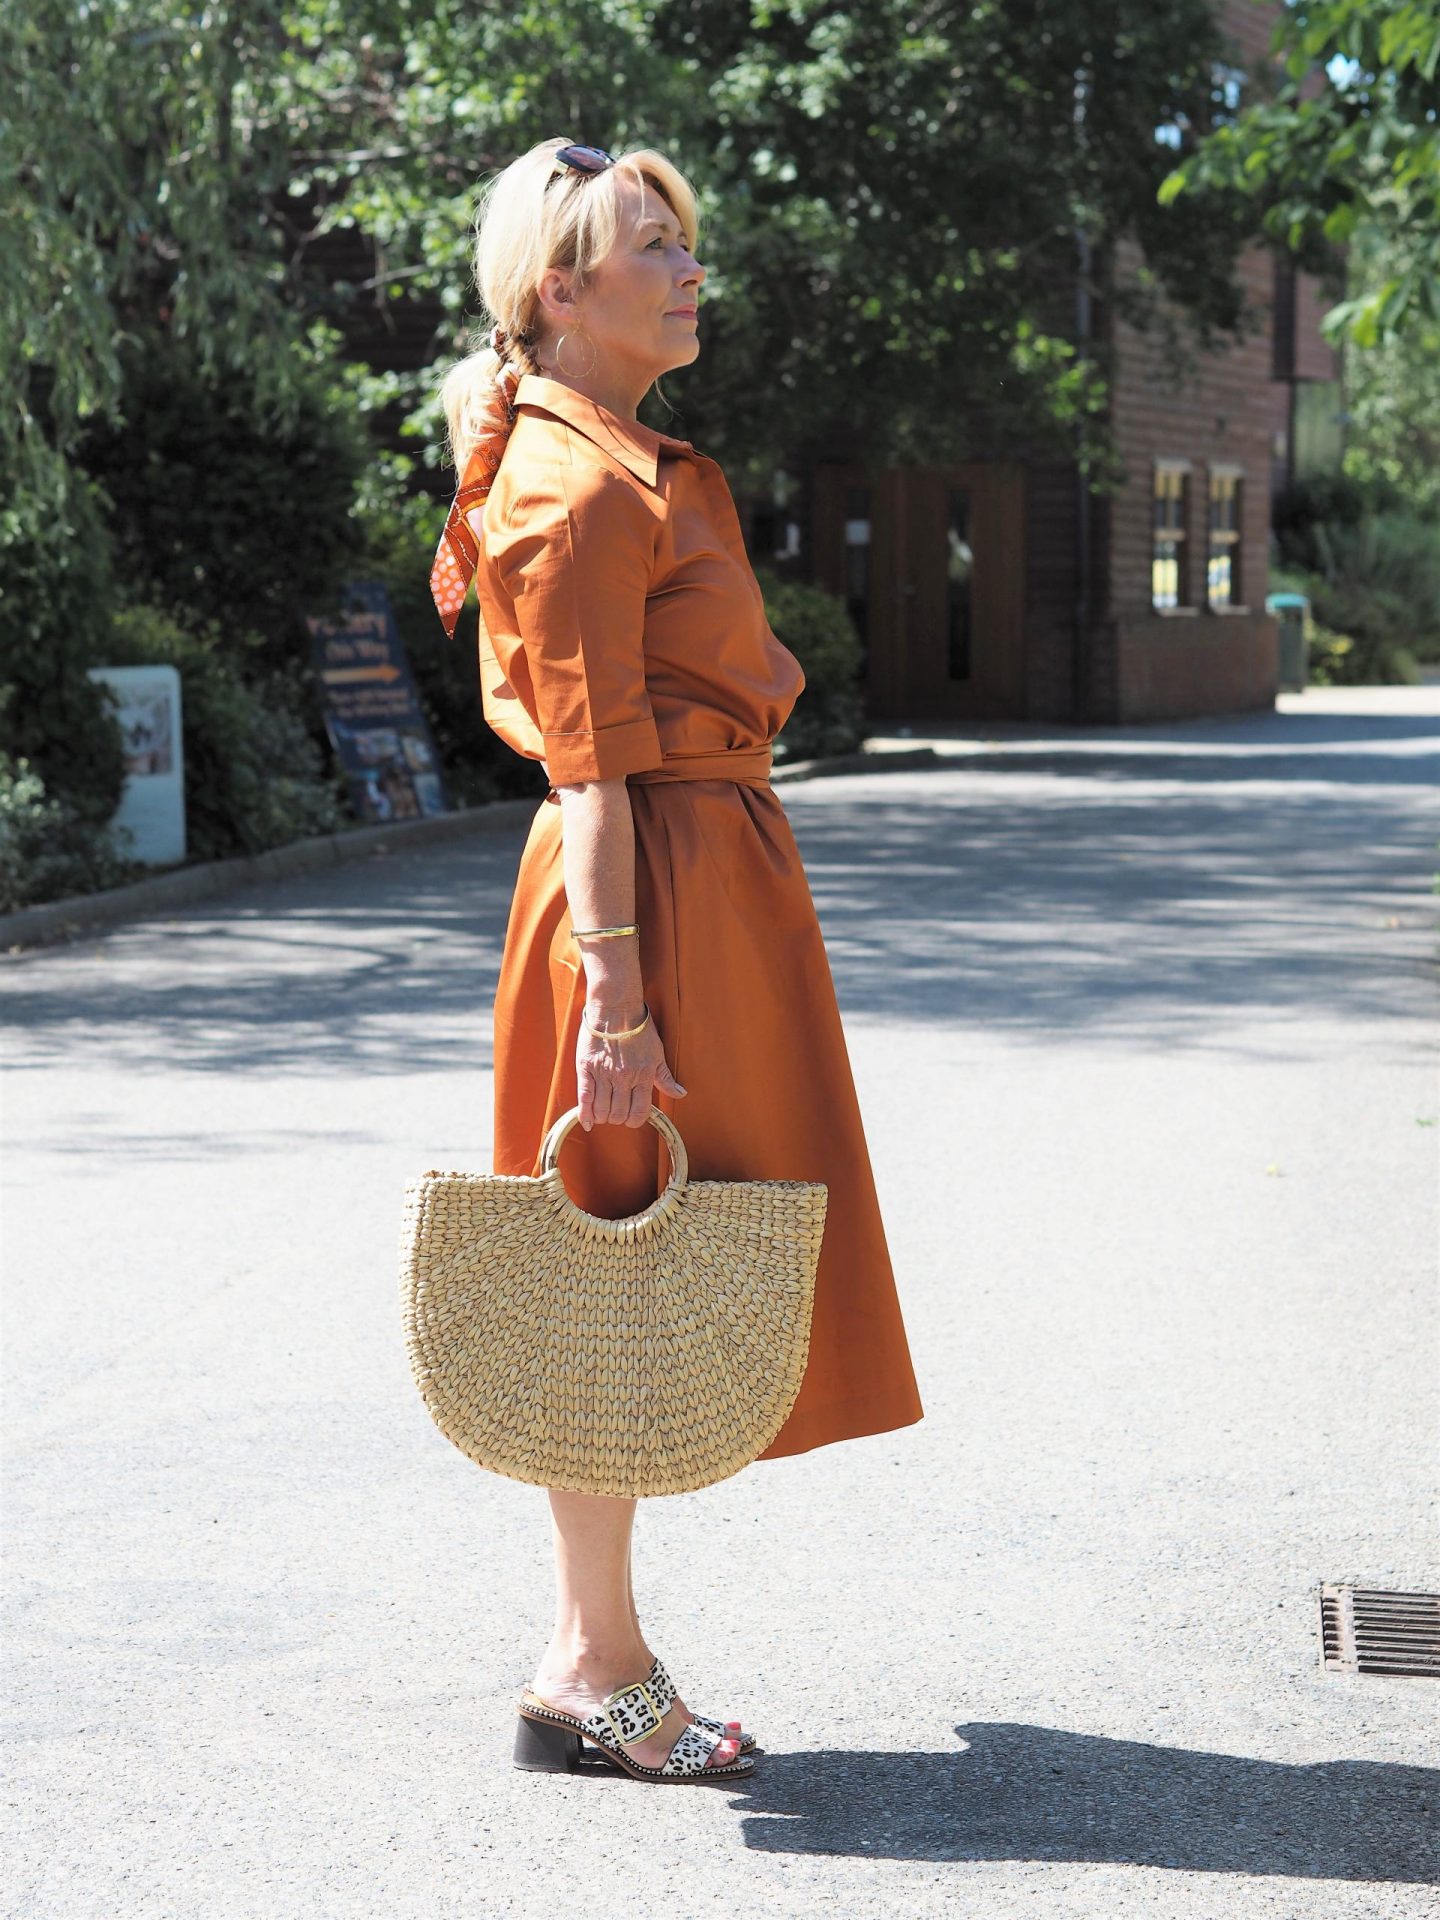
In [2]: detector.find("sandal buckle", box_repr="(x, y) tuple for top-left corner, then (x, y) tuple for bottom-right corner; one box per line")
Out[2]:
(601, 1679), (664, 1743)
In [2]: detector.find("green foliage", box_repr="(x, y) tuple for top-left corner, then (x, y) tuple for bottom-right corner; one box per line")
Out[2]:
(1273, 470), (1400, 543)
(1341, 224), (1440, 515)
(1273, 476), (1440, 679)
(642, 0), (1252, 486)
(104, 603), (345, 861)
(80, 331), (370, 667)
(1304, 621), (1419, 689)
(1160, 0), (1440, 347)
(2, 0), (322, 536)
(0, 343), (363, 901)
(0, 470), (127, 824)
(0, 749), (139, 914)
(16, 0), (1412, 888)
(753, 567), (866, 760)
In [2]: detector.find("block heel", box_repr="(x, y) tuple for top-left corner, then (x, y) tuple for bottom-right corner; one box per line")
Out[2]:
(513, 1712), (589, 1772)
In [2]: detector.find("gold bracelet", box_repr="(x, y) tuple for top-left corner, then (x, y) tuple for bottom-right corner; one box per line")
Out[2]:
(581, 1000), (651, 1041)
(570, 923), (639, 941)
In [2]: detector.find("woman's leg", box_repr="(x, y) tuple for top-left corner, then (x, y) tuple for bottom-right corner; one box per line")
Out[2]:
(624, 1534), (645, 1655)
(621, 1523), (740, 1743)
(530, 1488), (739, 1771)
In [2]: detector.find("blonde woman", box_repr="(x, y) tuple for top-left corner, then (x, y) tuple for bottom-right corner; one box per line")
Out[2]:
(432, 138), (923, 1785)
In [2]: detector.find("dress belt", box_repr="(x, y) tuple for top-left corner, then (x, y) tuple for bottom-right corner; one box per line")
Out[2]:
(626, 745), (774, 788)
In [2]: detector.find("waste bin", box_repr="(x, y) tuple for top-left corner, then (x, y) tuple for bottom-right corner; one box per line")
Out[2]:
(1266, 591), (1311, 693)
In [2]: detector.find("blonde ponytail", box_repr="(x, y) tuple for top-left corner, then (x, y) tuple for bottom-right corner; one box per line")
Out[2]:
(441, 348), (501, 475)
(440, 333), (533, 475)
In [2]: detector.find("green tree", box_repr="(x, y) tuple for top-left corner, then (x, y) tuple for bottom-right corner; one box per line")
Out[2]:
(638, 0), (1263, 482)
(1158, 0), (1440, 347)
(1341, 225), (1440, 514)
(78, 331), (369, 661)
(2, 0), (347, 536)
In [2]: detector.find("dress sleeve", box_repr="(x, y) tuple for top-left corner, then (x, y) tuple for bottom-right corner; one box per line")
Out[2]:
(485, 464), (664, 784)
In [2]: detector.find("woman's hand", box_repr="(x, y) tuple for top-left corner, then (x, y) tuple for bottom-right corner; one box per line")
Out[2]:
(577, 1003), (687, 1129)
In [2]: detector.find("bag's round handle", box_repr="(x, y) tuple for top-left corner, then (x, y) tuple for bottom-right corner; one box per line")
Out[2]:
(539, 1103), (690, 1212)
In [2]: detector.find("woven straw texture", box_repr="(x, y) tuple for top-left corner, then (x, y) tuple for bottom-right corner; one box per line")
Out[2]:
(399, 1105), (827, 1497)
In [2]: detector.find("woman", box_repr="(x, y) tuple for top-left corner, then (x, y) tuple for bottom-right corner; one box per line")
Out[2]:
(432, 138), (924, 1785)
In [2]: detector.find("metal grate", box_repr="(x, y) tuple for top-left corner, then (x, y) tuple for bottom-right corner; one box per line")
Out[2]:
(1320, 1585), (1440, 1678)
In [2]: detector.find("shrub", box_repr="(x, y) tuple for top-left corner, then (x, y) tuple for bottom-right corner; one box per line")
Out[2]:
(1273, 480), (1440, 677)
(752, 568), (867, 760)
(104, 603), (345, 861)
(0, 749), (138, 914)
(0, 468), (127, 825)
(1305, 618), (1420, 688)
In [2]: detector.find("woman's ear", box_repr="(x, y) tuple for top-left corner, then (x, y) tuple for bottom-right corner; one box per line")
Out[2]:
(535, 265), (577, 327)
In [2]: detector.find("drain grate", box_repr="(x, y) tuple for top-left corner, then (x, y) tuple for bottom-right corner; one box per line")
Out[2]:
(1320, 1585), (1440, 1677)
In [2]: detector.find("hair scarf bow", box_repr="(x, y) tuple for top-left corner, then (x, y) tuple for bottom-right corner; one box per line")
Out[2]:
(430, 329), (522, 640)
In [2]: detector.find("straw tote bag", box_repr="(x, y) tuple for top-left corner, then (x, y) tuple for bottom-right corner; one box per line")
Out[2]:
(398, 1103), (828, 1498)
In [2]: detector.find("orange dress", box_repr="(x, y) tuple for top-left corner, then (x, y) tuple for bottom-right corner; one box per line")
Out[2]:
(472, 373), (922, 1459)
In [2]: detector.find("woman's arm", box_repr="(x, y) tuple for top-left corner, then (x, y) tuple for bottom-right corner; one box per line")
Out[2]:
(555, 778), (686, 1130)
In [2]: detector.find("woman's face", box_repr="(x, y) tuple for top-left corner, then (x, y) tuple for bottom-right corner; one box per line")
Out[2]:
(540, 171), (705, 391)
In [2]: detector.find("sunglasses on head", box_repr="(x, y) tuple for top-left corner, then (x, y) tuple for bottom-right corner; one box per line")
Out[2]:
(550, 144), (616, 179)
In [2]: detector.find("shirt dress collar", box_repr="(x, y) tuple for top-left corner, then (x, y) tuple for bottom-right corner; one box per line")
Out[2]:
(512, 373), (699, 488)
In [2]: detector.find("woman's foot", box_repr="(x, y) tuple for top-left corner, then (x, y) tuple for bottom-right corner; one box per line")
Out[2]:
(529, 1646), (742, 1773)
(640, 1653), (752, 1751)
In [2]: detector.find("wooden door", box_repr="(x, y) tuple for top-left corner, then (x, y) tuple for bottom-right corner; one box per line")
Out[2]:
(904, 463), (1026, 719)
(812, 461), (1027, 720)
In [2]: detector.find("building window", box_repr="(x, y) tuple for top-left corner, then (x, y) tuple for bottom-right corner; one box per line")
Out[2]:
(1207, 468), (1243, 609)
(1152, 462), (1190, 610)
(946, 487), (973, 681)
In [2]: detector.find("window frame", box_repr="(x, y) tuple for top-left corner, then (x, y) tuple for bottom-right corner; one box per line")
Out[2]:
(1205, 462), (1248, 614)
(1151, 458), (1196, 616)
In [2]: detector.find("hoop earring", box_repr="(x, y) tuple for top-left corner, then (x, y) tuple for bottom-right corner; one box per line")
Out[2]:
(554, 330), (597, 379)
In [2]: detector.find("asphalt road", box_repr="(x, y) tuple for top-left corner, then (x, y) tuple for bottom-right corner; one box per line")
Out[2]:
(5, 688), (1438, 1919)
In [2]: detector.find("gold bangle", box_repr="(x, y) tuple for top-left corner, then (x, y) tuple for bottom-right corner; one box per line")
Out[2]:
(570, 923), (639, 941)
(582, 1000), (651, 1041)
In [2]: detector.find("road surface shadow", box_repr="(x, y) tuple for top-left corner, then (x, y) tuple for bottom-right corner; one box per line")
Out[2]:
(728, 1721), (1439, 1880)
(3, 729), (1437, 1074)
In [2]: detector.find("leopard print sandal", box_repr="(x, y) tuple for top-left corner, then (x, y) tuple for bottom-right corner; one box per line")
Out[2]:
(644, 1656), (758, 1754)
(514, 1667), (756, 1783)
